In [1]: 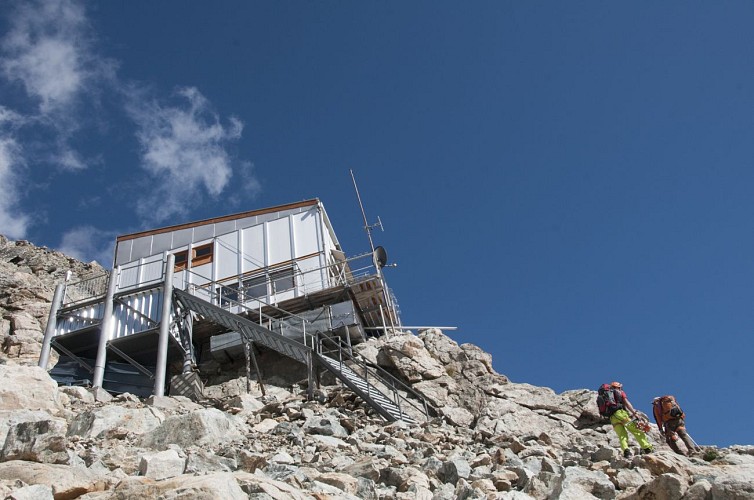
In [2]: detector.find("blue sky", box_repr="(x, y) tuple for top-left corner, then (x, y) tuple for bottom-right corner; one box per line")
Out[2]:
(2, 2), (753, 446)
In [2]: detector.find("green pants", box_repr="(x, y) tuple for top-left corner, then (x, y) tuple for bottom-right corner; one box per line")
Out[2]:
(610, 409), (651, 451)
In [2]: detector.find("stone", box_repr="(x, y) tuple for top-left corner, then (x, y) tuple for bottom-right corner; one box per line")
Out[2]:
(138, 449), (186, 480)
(67, 406), (164, 439)
(59, 386), (95, 403)
(0, 461), (109, 499)
(303, 414), (349, 437)
(2, 483), (54, 500)
(554, 466), (615, 499)
(138, 408), (245, 449)
(622, 472), (688, 500)
(0, 365), (61, 411)
(113, 472), (247, 499)
(0, 418), (68, 464)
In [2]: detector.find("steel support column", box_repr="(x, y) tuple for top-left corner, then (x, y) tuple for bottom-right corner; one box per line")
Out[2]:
(38, 282), (66, 370)
(154, 255), (175, 396)
(93, 268), (118, 388)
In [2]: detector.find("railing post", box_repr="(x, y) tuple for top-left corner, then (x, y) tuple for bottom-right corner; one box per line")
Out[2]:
(93, 268), (118, 388)
(38, 283), (66, 370)
(154, 255), (175, 397)
(181, 310), (194, 374)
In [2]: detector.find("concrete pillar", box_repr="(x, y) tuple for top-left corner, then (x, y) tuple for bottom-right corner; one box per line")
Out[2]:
(93, 268), (119, 387)
(38, 283), (66, 370)
(154, 255), (175, 396)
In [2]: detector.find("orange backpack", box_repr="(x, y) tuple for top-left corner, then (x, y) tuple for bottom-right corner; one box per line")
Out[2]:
(654, 395), (684, 423)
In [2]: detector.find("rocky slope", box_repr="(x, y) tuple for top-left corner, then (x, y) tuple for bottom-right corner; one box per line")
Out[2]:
(1, 235), (753, 499)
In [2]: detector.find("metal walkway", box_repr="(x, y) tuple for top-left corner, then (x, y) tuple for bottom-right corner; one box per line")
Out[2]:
(173, 289), (430, 423)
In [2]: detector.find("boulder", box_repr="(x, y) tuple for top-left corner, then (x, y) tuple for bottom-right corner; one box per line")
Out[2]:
(138, 449), (186, 480)
(67, 406), (165, 439)
(138, 408), (245, 449)
(0, 461), (109, 498)
(0, 418), (68, 464)
(112, 472), (248, 499)
(0, 365), (61, 411)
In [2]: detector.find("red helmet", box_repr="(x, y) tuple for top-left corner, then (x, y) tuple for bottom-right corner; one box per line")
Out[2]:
(611, 381), (623, 389)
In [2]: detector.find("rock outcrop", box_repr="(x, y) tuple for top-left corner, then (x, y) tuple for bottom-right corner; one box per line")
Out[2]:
(1, 235), (753, 499)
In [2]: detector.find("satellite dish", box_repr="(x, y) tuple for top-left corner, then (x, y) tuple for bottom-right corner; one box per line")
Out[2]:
(374, 246), (388, 268)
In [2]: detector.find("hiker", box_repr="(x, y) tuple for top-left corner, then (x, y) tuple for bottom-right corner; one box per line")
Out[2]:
(597, 381), (653, 458)
(652, 395), (700, 456)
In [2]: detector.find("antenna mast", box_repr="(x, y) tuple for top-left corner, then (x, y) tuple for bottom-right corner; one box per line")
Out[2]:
(350, 169), (381, 253)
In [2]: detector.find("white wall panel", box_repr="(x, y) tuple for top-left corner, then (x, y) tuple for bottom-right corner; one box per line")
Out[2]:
(152, 232), (173, 255)
(115, 241), (132, 266)
(173, 228), (193, 247)
(215, 220), (236, 237)
(237, 215), (258, 230)
(267, 217), (292, 265)
(141, 254), (164, 285)
(216, 233), (239, 279)
(194, 224), (214, 242)
(118, 261), (140, 289)
(132, 237), (152, 261)
(294, 209), (319, 257)
(297, 255), (325, 294)
(242, 224), (265, 272)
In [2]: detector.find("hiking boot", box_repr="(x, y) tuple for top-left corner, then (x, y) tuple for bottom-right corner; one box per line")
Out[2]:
(641, 448), (653, 455)
(623, 449), (632, 458)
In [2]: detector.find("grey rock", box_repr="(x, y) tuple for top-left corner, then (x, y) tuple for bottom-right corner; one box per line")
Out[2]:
(67, 406), (164, 439)
(622, 472), (687, 500)
(1, 418), (68, 464)
(138, 408), (244, 449)
(303, 414), (349, 437)
(138, 449), (186, 480)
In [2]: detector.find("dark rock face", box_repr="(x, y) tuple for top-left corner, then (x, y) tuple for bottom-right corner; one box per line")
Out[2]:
(1, 235), (753, 499)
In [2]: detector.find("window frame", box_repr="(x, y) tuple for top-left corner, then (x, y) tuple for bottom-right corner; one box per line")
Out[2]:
(191, 243), (214, 267)
(173, 250), (189, 272)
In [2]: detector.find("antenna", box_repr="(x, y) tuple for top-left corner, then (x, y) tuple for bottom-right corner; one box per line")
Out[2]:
(350, 169), (383, 254)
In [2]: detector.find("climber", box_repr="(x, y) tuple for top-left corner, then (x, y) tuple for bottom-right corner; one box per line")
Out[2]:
(652, 395), (700, 456)
(597, 381), (653, 458)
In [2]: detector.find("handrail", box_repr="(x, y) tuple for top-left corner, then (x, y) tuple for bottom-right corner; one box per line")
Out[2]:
(63, 272), (110, 307)
(188, 279), (319, 350)
(317, 332), (434, 421)
(182, 278), (432, 422)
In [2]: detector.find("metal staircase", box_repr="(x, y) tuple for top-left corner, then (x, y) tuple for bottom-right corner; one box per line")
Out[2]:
(172, 288), (432, 423)
(317, 353), (418, 423)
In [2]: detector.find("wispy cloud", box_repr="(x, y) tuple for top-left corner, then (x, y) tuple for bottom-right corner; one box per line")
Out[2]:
(0, 138), (29, 239)
(1, 0), (89, 114)
(0, 0), (114, 174)
(58, 225), (115, 267)
(0, 1), (258, 261)
(127, 86), (245, 224)
(0, 106), (30, 239)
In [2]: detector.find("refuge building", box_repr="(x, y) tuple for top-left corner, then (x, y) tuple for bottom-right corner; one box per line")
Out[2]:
(38, 199), (431, 422)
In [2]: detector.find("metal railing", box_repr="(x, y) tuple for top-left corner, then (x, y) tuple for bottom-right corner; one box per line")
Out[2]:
(63, 272), (110, 307)
(317, 332), (434, 422)
(186, 273), (431, 421)
(189, 276), (319, 349)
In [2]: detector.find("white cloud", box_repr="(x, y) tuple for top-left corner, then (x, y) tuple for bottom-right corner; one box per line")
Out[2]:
(127, 86), (245, 224)
(1, 0), (89, 114)
(0, 135), (30, 239)
(0, 0), (114, 173)
(58, 225), (115, 267)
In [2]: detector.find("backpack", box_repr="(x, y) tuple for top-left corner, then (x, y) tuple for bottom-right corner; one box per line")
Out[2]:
(596, 384), (624, 417)
(653, 395), (684, 423)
